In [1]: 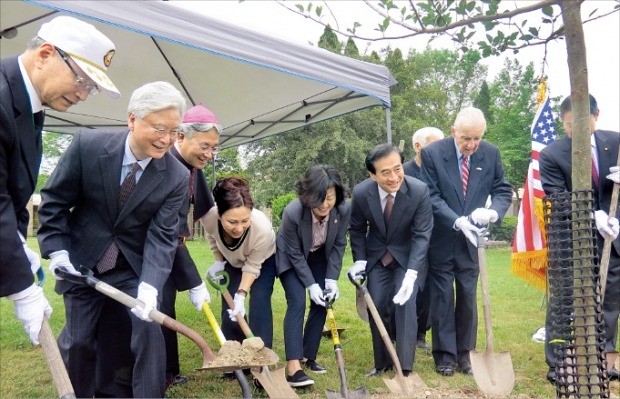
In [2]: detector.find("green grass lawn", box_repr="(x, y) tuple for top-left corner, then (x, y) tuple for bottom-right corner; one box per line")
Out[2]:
(0, 238), (603, 398)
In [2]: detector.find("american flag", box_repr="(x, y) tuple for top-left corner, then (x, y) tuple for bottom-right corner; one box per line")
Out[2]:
(510, 92), (556, 292)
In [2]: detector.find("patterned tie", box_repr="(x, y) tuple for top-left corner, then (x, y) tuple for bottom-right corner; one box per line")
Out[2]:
(592, 159), (599, 190)
(461, 155), (469, 198)
(96, 163), (141, 273)
(380, 194), (395, 266)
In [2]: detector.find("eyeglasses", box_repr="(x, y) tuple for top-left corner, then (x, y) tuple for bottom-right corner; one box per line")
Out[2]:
(55, 47), (101, 96)
(141, 118), (182, 139)
(188, 137), (220, 155)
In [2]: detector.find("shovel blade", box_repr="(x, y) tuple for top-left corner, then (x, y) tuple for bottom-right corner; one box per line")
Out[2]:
(470, 350), (515, 397)
(381, 372), (427, 395)
(356, 289), (369, 323)
(326, 387), (368, 399)
(251, 366), (299, 399)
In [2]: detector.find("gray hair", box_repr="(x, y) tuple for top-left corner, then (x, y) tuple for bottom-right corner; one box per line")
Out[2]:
(453, 107), (486, 133)
(412, 127), (444, 153)
(27, 37), (46, 49)
(182, 122), (222, 139)
(127, 81), (186, 119)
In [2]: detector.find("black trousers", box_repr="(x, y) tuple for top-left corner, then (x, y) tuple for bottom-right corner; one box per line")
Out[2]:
(220, 254), (276, 348)
(60, 266), (166, 398)
(367, 260), (418, 372)
(281, 247), (327, 361)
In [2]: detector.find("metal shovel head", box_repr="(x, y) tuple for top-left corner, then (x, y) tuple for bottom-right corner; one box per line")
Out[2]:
(251, 365), (299, 399)
(470, 349), (515, 397)
(326, 386), (368, 399)
(356, 289), (369, 323)
(381, 372), (428, 395)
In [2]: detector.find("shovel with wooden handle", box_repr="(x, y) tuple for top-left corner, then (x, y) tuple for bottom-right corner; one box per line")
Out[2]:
(207, 272), (299, 399)
(598, 153), (620, 372)
(38, 318), (76, 399)
(54, 266), (268, 372)
(470, 230), (515, 397)
(347, 273), (427, 395)
(201, 301), (252, 398)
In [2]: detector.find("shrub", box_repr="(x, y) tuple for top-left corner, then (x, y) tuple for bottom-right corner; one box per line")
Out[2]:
(489, 215), (517, 244)
(270, 192), (297, 229)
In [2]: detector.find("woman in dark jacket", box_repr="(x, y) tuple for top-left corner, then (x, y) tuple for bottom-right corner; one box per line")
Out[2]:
(276, 165), (351, 387)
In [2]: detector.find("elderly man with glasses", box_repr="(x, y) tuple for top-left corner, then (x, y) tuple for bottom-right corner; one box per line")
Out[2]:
(0, 16), (118, 350)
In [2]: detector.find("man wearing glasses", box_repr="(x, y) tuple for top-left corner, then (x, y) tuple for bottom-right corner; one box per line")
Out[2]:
(0, 16), (118, 348)
(164, 104), (221, 387)
(38, 81), (189, 398)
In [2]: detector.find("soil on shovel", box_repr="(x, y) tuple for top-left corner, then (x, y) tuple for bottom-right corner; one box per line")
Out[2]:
(205, 337), (274, 368)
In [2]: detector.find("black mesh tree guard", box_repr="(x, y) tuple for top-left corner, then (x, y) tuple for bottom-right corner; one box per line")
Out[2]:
(544, 190), (611, 398)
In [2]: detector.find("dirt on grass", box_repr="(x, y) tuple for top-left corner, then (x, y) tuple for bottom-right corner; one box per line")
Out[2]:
(205, 337), (277, 369)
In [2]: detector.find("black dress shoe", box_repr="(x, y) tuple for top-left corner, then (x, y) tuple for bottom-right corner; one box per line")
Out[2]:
(546, 369), (557, 385)
(173, 375), (189, 385)
(365, 366), (393, 377)
(608, 367), (619, 381)
(435, 364), (455, 377)
(416, 340), (431, 350)
(457, 363), (473, 375)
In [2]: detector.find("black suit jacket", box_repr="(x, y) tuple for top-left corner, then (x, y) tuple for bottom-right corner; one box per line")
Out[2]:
(420, 137), (512, 263)
(168, 145), (214, 291)
(403, 159), (421, 179)
(349, 175), (433, 287)
(539, 130), (620, 255)
(275, 198), (351, 286)
(37, 130), (189, 294)
(0, 56), (42, 296)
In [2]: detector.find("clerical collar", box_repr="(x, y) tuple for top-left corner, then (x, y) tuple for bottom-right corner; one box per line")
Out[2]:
(17, 55), (43, 113)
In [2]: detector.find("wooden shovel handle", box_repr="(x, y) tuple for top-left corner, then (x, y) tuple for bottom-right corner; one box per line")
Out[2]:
(599, 151), (620, 297)
(477, 235), (495, 352)
(90, 279), (216, 363)
(39, 318), (76, 399)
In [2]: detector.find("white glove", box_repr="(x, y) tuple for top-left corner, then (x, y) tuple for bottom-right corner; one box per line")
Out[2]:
(606, 166), (619, 184)
(347, 260), (367, 280)
(324, 279), (339, 301)
(227, 293), (246, 322)
(393, 270), (418, 305)
(470, 208), (499, 226)
(131, 282), (158, 322)
(207, 260), (226, 281)
(18, 231), (41, 275)
(7, 284), (53, 345)
(455, 216), (483, 246)
(594, 210), (620, 241)
(48, 250), (79, 280)
(308, 283), (325, 306)
(188, 281), (210, 311)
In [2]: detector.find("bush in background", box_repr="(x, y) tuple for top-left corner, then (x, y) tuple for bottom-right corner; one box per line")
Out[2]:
(489, 215), (517, 244)
(270, 192), (296, 229)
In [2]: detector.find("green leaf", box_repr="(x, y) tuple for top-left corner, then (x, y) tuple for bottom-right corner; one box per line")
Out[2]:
(519, 34), (534, 41)
(315, 6), (322, 17)
(482, 20), (495, 31)
(528, 27), (539, 36)
(542, 5), (553, 16)
(466, 1), (476, 12)
(295, 4), (304, 12)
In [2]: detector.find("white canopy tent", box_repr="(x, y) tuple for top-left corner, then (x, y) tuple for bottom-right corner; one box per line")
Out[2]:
(0, 0), (396, 148)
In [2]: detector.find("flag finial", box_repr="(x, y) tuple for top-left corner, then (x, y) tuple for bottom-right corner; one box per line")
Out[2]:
(537, 78), (547, 107)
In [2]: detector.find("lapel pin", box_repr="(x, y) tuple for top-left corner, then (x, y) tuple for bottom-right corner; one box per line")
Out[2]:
(476, 167), (482, 171)
(604, 147), (608, 151)
(334, 219), (338, 224)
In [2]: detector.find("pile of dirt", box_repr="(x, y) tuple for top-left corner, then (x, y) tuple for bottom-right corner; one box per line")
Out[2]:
(205, 337), (277, 369)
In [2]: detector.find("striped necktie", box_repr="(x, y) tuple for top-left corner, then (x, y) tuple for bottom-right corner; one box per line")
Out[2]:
(461, 155), (469, 198)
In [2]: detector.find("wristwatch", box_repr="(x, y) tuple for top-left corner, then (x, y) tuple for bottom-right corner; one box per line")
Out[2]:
(236, 288), (248, 297)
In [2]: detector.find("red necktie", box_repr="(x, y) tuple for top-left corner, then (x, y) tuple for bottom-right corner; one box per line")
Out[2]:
(461, 155), (469, 198)
(380, 194), (394, 266)
(592, 159), (599, 190)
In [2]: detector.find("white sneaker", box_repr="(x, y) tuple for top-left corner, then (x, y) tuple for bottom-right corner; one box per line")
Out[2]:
(531, 326), (546, 343)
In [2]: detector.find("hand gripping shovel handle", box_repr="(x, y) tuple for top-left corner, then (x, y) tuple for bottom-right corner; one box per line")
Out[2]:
(600, 151), (620, 297)
(207, 272), (254, 337)
(39, 318), (76, 399)
(54, 266), (217, 368)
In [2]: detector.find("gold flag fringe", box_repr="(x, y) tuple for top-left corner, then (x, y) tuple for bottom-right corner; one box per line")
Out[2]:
(511, 249), (547, 292)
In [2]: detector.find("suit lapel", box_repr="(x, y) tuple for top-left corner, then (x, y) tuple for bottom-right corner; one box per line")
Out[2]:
(595, 131), (614, 190)
(387, 183), (408, 240)
(118, 156), (166, 222)
(466, 150), (485, 206)
(325, 207), (339, 255)
(301, 207), (313, 256)
(99, 135), (125, 223)
(366, 185), (386, 237)
(5, 58), (40, 189)
(443, 140), (465, 206)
